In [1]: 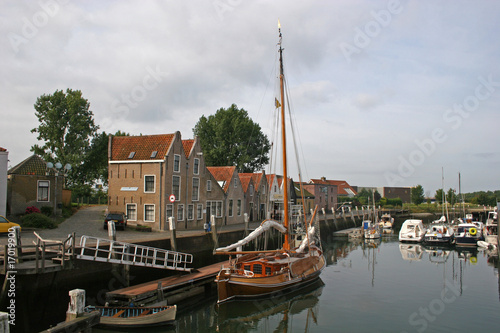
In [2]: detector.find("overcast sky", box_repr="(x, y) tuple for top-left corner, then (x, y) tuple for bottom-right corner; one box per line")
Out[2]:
(2, 0), (499, 196)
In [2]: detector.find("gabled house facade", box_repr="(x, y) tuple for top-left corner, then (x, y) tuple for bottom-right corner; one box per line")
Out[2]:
(207, 166), (245, 225)
(7, 155), (66, 216)
(108, 132), (225, 231)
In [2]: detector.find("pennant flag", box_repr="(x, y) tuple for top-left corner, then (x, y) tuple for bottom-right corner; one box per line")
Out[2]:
(275, 98), (281, 109)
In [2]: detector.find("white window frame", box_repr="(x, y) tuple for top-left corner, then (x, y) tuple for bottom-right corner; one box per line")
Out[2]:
(187, 204), (194, 221)
(192, 177), (199, 201)
(193, 158), (200, 175)
(197, 204), (203, 220)
(177, 204), (184, 221)
(37, 180), (50, 202)
(172, 175), (181, 200)
(126, 203), (137, 221)
(144, 204), (155, 222)
(166, 204), (173, 219)
(173, 154), (181, 172)
(144, 175), (155, 193)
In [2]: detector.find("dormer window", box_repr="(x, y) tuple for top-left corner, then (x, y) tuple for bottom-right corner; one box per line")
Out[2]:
(128, 152), (135, 159)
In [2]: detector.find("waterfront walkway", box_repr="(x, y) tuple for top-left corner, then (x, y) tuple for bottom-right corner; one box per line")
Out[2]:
(0, 205), (260, 247)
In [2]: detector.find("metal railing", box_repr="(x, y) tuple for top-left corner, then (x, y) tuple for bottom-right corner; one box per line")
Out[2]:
(77, 236), (193, 272)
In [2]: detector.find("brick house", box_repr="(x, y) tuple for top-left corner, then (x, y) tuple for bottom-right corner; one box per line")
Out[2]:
(206, 166), (245, 225)
(108, 132), (225, 231)
(382, 187), (411, 203)
(7, 155), (66, 216)
(303, 178), (339, 212)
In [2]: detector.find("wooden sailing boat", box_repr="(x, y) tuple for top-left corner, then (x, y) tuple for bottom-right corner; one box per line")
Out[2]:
(214, 22), (326, 303)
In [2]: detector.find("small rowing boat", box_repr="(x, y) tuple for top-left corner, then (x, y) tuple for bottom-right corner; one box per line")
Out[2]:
(85, 304), (176, 328)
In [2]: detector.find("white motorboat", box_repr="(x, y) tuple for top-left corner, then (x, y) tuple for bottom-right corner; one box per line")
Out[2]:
(378, 214), (394, 232)
(423, 216), (454, 245)
(455, 221), (484, 247)
(399, 219), (426, 242)
(399, 244), (423, 261)
(484, 211), (498, 246)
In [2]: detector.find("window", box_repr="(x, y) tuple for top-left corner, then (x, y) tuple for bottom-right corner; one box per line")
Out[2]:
(172, 176), (180, 199)
(144, 204), (155, 222)
(207, 180), (211, 191)
(207, 201), (223, 218)
(38, 180), (49, 202)
(128, 152), (135, 159)
(126, 204), (137, 221)
(177, 204), (184, 221)
(173, 154), (180, 172)
(253, 264), (262, 275)
(262, 185), (266, 195)
(229, 200), (233, 217)
(166, 204), (173, 218)
(144, 175), (155, 193)
(150, 151), (158, 158)
(193, 158), (200, 175)
(216, 202), (222, 217)
(265, 266), (272, 276)
(188, 204), (194, 220)
(234, 178), (238, 188)
(192, 178), (199, 201)
(249, 184), (254, 196)
(197, 204), (203, 220)
(237, 199), (241, 216)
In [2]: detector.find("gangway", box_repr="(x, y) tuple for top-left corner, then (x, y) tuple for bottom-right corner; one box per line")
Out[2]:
(77, 236), (193, 272)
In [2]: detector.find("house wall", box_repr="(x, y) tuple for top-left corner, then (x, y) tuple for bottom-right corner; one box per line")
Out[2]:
(383, 187), (411, 203)
(7, 174), (63, 216)
(224, 170), (246, 225)
(0, 149), (7, 216)
(302, 184), (337, 212)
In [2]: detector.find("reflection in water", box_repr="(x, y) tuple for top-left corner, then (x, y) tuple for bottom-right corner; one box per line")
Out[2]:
(399, 243), (424, 261)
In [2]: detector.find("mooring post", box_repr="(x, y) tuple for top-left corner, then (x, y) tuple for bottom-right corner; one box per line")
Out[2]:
(211, 215), (219, 249)
(0, 312), (9, 333)
(107, 221), (116, 242)
(244, 213), (249, 237)
(10, 226), (22, 262)
(169, 217), (177, 251)
(66, 289), (86, 322)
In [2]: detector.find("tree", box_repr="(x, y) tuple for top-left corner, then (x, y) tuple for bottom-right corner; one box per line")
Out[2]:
(446, 188), (457, 206)
(31, 89), (98, 186)
(193, 104), (270, 172)
(411, 185), (425, 205)
(435, 189), (444, 204)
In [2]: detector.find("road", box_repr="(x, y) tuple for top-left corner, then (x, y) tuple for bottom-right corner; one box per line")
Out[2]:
(0, 205), (256, 246)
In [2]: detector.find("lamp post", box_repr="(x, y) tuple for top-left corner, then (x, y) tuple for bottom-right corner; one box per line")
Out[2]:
(46, 162), (71, 217)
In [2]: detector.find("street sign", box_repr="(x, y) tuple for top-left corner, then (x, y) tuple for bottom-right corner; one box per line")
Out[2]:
(169, 194), (176, 203)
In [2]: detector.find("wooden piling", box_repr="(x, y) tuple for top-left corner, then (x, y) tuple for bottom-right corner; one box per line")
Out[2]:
(169, 217), (177, 251)
(211, 215), (219, 249)
(66, 289), (86, 322)
(0, 312), (9, 333)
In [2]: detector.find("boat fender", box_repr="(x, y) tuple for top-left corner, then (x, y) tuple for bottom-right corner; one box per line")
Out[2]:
(469, 228), (477, 236)
(470, 257), (477, 264)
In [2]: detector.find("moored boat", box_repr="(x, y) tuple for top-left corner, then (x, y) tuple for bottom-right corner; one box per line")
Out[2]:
(214, 22), (325, 304)
(85, 305), (176, 328)
(423, 216), (454, 245)
(455, 222), (484, 247)
(378, 214), (394, 230)
(399, 219), (426, 243)
(363, 220), (381, 239)
(484, 210), (498, 246)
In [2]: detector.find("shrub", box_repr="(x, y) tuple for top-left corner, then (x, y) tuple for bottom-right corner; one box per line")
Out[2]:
(41, 206), (53, 216)
(25, 206), (41, 215)
(21, 213), (57, 229)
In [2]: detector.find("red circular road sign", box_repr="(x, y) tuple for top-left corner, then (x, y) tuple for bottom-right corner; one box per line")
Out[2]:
(169, 194), (176, 203)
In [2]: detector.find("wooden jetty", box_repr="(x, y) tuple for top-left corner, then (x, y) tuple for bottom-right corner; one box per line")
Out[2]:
(106, 261), (227, 306)
(333, 227), (362, 238)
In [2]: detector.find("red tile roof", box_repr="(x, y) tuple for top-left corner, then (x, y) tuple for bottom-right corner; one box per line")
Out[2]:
(309, 178), (357, 196)
(207, 166), (236, 192)
(8, 155), (54, 176)
(0, 147), (6, 152)
(182, 139), (194, 158)
(111, 134), (175, 161)
(238, 173), (253, 192)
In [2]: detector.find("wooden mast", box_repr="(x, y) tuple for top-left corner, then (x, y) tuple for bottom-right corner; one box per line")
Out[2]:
(278, 21), (290, 251)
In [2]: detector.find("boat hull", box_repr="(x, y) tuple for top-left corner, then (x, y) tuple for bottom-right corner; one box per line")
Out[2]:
(455, 236), (481, 247)
(216, 255), (325, 303)
(91, 305), (176, 328)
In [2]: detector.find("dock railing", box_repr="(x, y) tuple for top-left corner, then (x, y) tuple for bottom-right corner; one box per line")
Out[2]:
(77, 236), (193, 272)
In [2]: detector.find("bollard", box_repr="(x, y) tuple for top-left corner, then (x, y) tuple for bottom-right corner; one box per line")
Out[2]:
(66, 289), (86, 322)
(168, 217), (177, 251)
(244, 213), (249, 237)
(211, 215), (219, 249)
(0, 312), (9, 333)
(107, 221), (116, 241)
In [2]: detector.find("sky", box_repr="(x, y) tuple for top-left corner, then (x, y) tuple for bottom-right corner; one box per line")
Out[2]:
(1, 0), (499, 197)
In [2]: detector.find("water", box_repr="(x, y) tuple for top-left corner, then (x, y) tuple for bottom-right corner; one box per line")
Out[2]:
(94, 235), (500, 333)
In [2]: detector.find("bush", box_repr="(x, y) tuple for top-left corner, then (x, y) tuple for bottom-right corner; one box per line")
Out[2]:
(25, 206), (41, 215)
(41, 206), (53, 216)
(21, 213), (57, 229)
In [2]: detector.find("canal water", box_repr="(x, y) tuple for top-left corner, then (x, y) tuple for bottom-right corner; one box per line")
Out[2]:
(93, 235), (500, 333)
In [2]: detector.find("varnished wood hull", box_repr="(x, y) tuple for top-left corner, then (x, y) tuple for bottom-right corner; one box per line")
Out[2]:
(90, 305), (176, 328)
(216, 255), (325, 303)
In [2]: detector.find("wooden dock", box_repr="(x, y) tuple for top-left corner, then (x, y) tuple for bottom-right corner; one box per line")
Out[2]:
(106, 261), (227, 306)
(333, 227), (362, 238)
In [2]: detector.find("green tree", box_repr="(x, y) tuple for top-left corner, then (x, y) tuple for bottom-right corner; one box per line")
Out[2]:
(193, 104), (270, 172)
(435, 189), (444, 204)
(31, 89), (98, 186)
(411, 185), (425, 205)
(446, 188), (457, 206)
